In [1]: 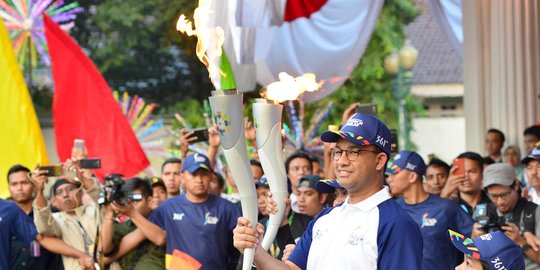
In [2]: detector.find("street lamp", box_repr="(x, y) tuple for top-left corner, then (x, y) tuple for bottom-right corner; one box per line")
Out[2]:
(384, 40), (418, 151)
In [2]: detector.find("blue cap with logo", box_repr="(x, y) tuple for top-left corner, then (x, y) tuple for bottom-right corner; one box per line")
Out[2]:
(386, 150), (426, 176)
(315, 179), (344, 194)
(448, 230), (524, 270)
(181, 153), (212, 174)
(255, 175), (269, 188)
(522, 142), (540, 165)
(320, 113), (392, 157)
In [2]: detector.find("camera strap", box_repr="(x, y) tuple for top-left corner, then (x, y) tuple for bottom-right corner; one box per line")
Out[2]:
(76, 219), (93, 254)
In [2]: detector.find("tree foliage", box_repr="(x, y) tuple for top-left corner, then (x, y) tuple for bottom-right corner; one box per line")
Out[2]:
(70, 0), (214, 109)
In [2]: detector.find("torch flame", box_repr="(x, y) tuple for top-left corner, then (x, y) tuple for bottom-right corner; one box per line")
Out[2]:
(263, 72), (323, 103)
(176, 0), (224, 90)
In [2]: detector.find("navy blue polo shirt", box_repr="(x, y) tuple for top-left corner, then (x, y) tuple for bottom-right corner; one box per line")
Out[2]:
(397, 194), (475, 270)
(0, 199), (38, 270)
(149, 194), (241, 270)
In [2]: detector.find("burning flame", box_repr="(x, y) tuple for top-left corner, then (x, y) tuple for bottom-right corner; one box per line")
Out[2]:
(176, 0), (224, 90)
(262, 72), (322, 103)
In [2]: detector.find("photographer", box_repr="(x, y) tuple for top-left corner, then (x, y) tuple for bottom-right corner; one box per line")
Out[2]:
(100, 177), (165, 269)
(472, 163), (540, 268)
(32, 158), (101, 269)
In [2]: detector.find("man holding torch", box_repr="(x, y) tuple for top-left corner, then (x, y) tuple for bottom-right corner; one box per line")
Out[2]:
(233, 112), (423, 269)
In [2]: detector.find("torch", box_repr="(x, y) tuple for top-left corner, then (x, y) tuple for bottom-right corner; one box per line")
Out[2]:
(208, 89), (257, 270)
(252, 98), (288, 250)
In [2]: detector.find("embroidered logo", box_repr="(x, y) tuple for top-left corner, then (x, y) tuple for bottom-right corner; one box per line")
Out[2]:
(204, 212), (219, 225)
(313, 228), (328, 240)
(490, 257), (507, 269)
(345, 118), (363, 127)
(194, 153), (205, 163)
(480, 233), (493, 241)
(375, 135), (388, 147)
(405, 163), (417, 171)
(421, 213), (437, 228)
(173, 213), (185, 221)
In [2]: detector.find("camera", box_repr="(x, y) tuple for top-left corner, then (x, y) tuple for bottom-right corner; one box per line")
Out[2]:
(98, 174), (142, 205)
(473, 203), (510, 232)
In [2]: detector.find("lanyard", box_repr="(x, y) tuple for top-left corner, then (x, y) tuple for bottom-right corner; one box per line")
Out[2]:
(76, 219), (93, 254)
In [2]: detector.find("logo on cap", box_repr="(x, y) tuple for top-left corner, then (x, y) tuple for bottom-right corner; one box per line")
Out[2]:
(406, 163), (417, 171)
(376, 135), (388, 147)
(345, 118), (363, 127)
(194, 153), (205, 163)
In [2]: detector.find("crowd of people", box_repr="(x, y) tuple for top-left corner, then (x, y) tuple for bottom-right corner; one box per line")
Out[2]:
(2, 104), (540, 270)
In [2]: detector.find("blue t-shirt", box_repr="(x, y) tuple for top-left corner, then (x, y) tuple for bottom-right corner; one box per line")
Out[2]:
(149, 194), (241, 270)
(288, 190), (423, 269)
(396, 194), (474, 270)
(0, 199), (38, 270)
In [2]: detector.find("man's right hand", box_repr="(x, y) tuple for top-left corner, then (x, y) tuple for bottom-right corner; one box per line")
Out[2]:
(471, 223), (487, 238)
(440, 167), (466, 199)
(78, 254), (95, 270)
(233, 217), (265, 255)
(31, 169), (49, 193)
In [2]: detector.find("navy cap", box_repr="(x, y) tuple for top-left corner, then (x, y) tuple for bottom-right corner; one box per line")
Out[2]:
(448, 230), (524, 270)
(315, 179), (344, 194)
(298, 174), (323, 191)
(181, 153), (212, 174)
(522, 142), (540, 165)
(386, 150), (426, 176)
(255, 175), (269, 188)
(50, 178), (81, 196)
(320, 113), (392, 156)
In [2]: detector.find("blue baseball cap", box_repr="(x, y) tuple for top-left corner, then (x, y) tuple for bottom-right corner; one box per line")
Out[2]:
(181, 153), (212, 174)
(522, 142), (540, 165)
(448, 230), (524, 270)
(386, 150), (426, 176)
(255, 175), (269, 188)
(316, 179), (344, 194)
(320, 113), (392, 157)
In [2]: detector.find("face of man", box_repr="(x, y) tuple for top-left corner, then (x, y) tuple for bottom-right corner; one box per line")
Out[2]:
(458, 158), (483, 195)
(52, 183), (83, 211)
(526, 160), (540, 190)
(503, 147), (521, 166)
(524, 135), (539, 153)
(386, 170), (416, 197)
(162, 162), (182, 196)
(485, 132), (504, 156)
(288, 157), (312, 190)
(486, 184), (518, 215)
(151, 186), (167, 209)
(312, 161), (324, 177)
(424, 165), (449, 195)
(333, 189), (348, 207)
(296, 185), (325, 218)
(183, 169), (212, 199)
(8, 171), (34, 204)
(251, 165), (264, 182)
(256, 186), (270, 216)
(209, 173), (223, 196)
(131, 189), (152, 218)
(333, 139), (386, 195)
(455, 255), (485, 270)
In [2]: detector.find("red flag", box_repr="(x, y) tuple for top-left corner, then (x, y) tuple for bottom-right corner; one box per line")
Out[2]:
(44, 15), (149, 179)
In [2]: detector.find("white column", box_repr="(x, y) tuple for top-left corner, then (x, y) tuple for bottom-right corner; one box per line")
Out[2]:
(463, 0), (540, 154)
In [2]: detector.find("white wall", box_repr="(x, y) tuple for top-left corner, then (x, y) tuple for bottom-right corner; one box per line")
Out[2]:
(410, 117), (466, 164)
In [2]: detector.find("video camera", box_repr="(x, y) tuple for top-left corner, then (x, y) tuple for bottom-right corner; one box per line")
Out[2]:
(97, 174), (142, 205)
(473, 203), (511, 232)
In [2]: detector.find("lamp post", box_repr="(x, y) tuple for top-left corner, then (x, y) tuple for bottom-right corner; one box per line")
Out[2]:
(384, 40), (418, 151)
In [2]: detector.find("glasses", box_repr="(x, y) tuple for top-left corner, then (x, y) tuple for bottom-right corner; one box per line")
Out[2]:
(330, 148), (378, 161)
(487, 190), (513, 201)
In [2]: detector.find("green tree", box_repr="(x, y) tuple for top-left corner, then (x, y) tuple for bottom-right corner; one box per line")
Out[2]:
(70, 0), (214, 108)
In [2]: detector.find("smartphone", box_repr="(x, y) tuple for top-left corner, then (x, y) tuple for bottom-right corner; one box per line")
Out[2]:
(389, 129), (398, 153)
(356, 104), (377, 116)
(80, 158), (101, 169)
(39, 165), (63, 177)
(452, 158), (465, 175)
(189, 128), (209, 143)
(74, 139), (85, 150)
